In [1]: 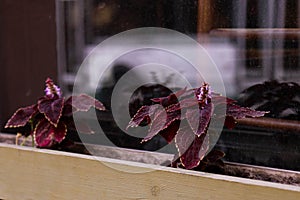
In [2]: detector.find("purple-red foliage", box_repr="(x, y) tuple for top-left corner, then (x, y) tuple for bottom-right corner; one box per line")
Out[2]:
(127, 82), (267, 169)
(5, 78), (105, 148)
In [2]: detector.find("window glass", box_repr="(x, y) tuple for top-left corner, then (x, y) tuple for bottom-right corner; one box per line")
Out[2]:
(58, 0), (300, 171)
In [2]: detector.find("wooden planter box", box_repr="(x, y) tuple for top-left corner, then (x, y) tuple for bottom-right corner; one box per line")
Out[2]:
(1, 133), (300, 200)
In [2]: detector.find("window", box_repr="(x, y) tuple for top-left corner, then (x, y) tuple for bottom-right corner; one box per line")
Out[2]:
(57, 0), (300, 170)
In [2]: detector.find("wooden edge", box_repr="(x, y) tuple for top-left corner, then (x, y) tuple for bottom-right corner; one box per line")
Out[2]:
(1, 132), (300, 179)
(1, 143), (300, 200)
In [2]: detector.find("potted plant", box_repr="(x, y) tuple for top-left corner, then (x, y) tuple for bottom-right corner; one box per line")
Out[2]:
(1, 79), (300, 200)
(4, 78), (106, 149)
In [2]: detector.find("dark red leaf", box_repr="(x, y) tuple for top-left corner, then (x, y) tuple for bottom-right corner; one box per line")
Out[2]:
(34, 120), (53, 147)
(142, 109), (181, 142)
(226, 104), (268, 119)
(5, 104), (37, 128)
(62, 103), (77, 117)
(186, 103), (213, 136)
(127, 104), (161, 129)
(174, 125), (195, 156)
(151, 95), (174, 107)
(224, 116), (237, 129)
(53, 122), (67, 143)
(38, 97), (64, 127)
(158, 120), (180, 143)
(178, 88), (195, 100)
(34, 119), (67, 148)
(175, 125), (209, 169)
(212, 95), (236, 105)
(127, 82), (268, 170)
(181, 134), (209, 170)
(68, 94), (105, 112)
(166, 98), (199, 112)
(174, 87), (188, 97)
(151, 87), (186, 107)
(141, 109), (167, 142)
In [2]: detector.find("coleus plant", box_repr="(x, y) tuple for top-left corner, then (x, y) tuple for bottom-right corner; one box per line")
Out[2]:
(127, 82), (268, 170)
(5, 78), (105, 148)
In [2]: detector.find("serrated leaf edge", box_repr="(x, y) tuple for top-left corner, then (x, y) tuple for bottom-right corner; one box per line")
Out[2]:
(127, 105), (151, 129)
(5, 105), (37, 128)
(38, 97), (64, 127)
(55, 122), (67, 143)
(33, 120), (67, 146)
(142, 108), (181, 143)
(72, 94), (105, 111)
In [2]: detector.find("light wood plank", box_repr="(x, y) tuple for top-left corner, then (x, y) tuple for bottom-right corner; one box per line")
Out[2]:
(1, 143), (300, 200)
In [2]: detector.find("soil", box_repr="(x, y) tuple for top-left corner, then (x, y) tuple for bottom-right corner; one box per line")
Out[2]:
(203, 161), (300, 186)
(225, 165), (300, 185)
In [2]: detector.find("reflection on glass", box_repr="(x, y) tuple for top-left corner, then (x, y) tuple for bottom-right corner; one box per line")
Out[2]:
(58, 0), (300, 171)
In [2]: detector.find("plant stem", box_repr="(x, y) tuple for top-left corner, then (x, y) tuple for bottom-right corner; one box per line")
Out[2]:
(32, 135), (34, 147)
(29, 120), (35, 147)
(20, 136), (28, 146)
(15, 133), (22, 145)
